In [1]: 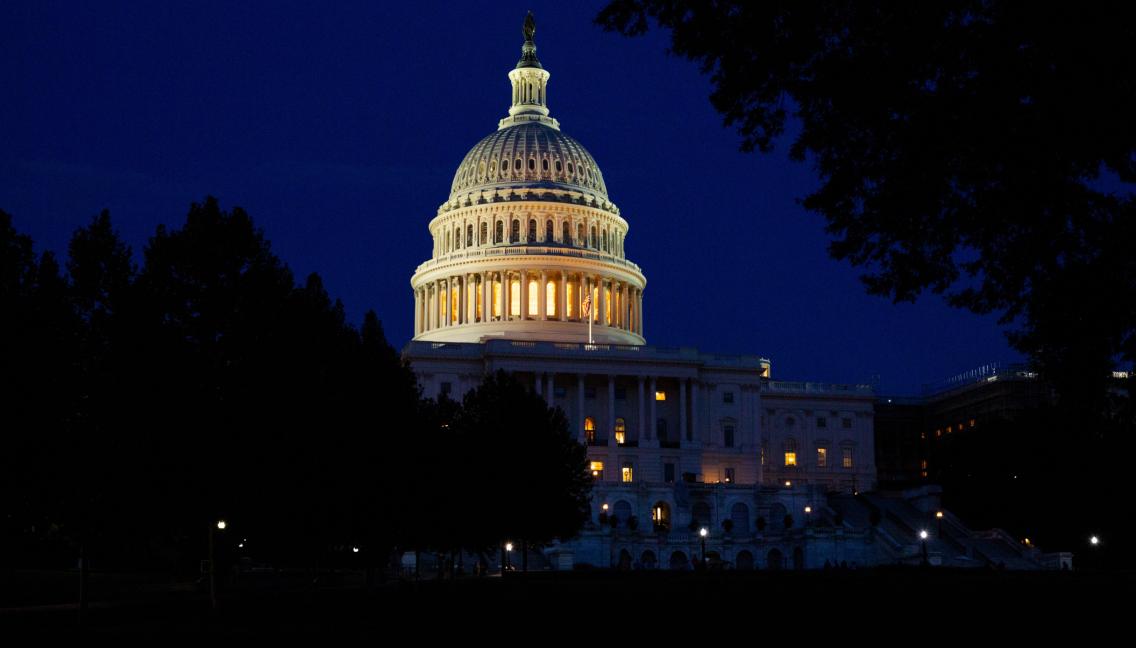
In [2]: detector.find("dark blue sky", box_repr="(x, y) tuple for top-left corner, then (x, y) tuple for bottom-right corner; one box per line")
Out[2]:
(1, 1), (1021, 394)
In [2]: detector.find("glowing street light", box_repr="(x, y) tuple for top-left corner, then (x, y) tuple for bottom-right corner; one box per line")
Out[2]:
(216, 520), (227, 530)
(919, 529), (929, 540)
(919, 529), (929, 566)
(699, 527), (708, 569)
(1090, 535), (1100, 546)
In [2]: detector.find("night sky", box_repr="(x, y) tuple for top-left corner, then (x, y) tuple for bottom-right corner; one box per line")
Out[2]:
(1, 1), (1021, 394)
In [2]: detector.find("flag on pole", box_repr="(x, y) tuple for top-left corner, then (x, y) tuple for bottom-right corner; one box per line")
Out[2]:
(582, 293), (592, 319)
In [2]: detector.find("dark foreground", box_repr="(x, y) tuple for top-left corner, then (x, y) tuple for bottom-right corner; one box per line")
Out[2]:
(3, 568), (1132, 636)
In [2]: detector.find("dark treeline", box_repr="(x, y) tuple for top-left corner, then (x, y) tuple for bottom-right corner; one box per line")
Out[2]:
(1, 198), (589, 578)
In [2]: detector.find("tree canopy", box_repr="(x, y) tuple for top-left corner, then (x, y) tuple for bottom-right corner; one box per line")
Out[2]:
(597, 1), (1136, 412)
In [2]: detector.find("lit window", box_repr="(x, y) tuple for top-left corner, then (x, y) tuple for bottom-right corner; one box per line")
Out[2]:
(655, 390), (666, 401)
(935, 429), (942, 437)
(784, 452), (797, 467)
(817, 448), (827, 468)
(724, 467), (735, 483)
(545, 280), (556, 317)
(622, 462), (633, 483)
(528, 278), (539, 315)
(590, 460), (603, 479)
(969, 418), (976, 428)
(842, 447), (854, 469)
(584, 417), (596, 444)
(921, 460), (928, 469)
(510, 278), (520, 316)
(614, 418), (626, 445)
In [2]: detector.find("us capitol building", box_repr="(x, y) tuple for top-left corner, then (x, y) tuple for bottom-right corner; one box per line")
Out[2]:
(402, 15), (1065, 571)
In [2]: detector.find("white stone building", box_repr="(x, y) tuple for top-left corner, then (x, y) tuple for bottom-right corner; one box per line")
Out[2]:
(403, 17), (1061, 571)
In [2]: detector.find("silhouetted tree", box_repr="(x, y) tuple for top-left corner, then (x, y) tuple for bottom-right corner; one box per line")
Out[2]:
(598, 1), (1136, 412)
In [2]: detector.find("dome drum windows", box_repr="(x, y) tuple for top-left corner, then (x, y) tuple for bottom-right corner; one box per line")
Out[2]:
(510, 219), (520, 243)
(527, 218), (537, 243)
(544, 219), (553, 243)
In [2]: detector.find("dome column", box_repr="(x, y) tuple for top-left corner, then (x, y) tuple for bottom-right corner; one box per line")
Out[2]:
(539, 270), (548, 320)
(481, 271), (489, 322)
(597, 275), (607, 327)
(558, 271), (567, 322)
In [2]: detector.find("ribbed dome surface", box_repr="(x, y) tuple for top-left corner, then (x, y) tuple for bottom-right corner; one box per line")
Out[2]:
(450, 123), (608, 200)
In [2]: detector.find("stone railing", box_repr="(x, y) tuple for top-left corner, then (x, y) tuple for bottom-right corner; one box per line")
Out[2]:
(414, 244), (643, 275)
(765, 381), (875, 396)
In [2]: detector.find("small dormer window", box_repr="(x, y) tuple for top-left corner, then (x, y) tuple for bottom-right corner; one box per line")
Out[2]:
(567, 162), (574, 174)
(555, 160), (563, 172)
(542, 159), (549, 171)
(501, 160), (508, 172)
(528, 158), (535, 171)
(514, 158), (522, 171)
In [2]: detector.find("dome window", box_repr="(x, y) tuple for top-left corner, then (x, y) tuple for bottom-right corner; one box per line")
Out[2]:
(555, 160), (562, 173)
(545, 219), (553, 243)
(567, 162), (574, 174)
(514, 158), (522, 171)
(501, 160), (508, 172)
(542, 159), (549, 172)
(528, 158), (535, 171)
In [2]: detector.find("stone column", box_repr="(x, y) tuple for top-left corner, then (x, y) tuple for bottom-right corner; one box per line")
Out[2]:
(577, 374), (586, 442)
(597, 276), (607, 326)
(519, 269), (528, 320)
(413, 287), (420, 335)
(607, 375), (616, 445)
(578, 273), (586, 321)
(680, 378), (688, 443)
(649, 377), (658, 443)
(558, 271), (567, 322)
(539, 270), (548, 320)
(638, 289), (644, 337)
(622, 283), (630, 330)
(637, 377), (646, 443)
(691, 379), (700, 448)
(432, 281), (439, 330)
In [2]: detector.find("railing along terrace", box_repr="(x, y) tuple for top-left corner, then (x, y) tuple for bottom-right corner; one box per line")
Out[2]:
(415, 244), (643, 274)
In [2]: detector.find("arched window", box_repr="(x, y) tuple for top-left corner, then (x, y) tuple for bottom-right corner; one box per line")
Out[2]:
(562, 221), (570, 244)
(767, 549), (783, 571)
(527, 218), (537, 243)
(692, 502), (712, 529)
(541, 159), (549, 172)
(454, 226), (461, 249)
(613, 501), (633, 528)
(445, 230), (451, 252)
(566, 279), (576, 318)
(480, 222), (487, 245)
(652, 502), (671, 531)
(514, 158), (522, 171)
(466, 225), (473, 247)
(602, 230), (608, 251)
(584, 417), (596, 444)
(555, 159), (562, 173)
(735, 550), (754, 570)
(545, 279), (556, 317)
(527, 158), (535, 171)
(577, 223), (584, 246)
(669, 551), (689, 570)
(509, 277), (520, 317)
(510, 219), (520, 243)
(527, 278), (538, 316)
(590, 226), (597, 248)
(494, 220), (503, 244)
(545, 219), (553, 243)
(567, 161), (575, 175)
(614, 417), (626, 445)
(501, 159), (508, 172)
(731, 503), (750, 534)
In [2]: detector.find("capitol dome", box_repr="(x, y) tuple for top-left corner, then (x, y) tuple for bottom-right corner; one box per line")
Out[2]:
(449, 123), (609, 201)
(410, 14), (646, 346)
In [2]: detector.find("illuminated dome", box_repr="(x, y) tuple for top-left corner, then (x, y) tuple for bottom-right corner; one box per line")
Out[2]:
(410, 13), (646, 345)
(449, 123), (609, 201)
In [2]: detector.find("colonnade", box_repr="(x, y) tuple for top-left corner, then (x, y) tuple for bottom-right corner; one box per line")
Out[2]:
(414, 270), (643, 337)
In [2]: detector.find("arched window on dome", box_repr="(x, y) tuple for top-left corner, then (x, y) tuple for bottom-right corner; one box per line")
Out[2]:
(445, 230), (451, 253)
(514, 158), (522, 171)
(555, 159), (563, 173)
(527, 219), (537, 243)
(480, 222), (487, 245)
(527, 158), (535, 172)
(562, 221), (570, 244)
(478, 161), (486, 180)
(501, 159), (508, 173)
(495, 220), (503, 244)
(602, 229), (608, 252)
(511, 219), (520, 243)
(466, 225), (473, 248)
(454, 226), (461, 249)
(541, 159), (549, 173)
(544, 219), (553, 243)
(577, 223), (584, 247)
(590, 226), (597, 249)
(567, 161), (575, 175)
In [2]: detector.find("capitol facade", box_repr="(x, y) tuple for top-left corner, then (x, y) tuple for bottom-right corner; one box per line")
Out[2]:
(403, 17), (1063, 571)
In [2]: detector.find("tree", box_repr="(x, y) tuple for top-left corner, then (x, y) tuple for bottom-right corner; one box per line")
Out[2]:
(451, 370), (591, 556)
(597, 2), (1136, 412)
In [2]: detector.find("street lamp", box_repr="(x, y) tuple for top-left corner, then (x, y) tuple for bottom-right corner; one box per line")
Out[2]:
(504, 542), (514, 572)
(919, 529), (929, 566)
(699, 527), (708, 569)
(209, 519), (227, 610)
(1090, 535), (1100, 546)
(804, 506), (812, 528)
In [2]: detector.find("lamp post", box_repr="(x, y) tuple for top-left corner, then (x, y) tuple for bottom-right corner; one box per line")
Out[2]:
(935, 510), (944, 537)
(699, 527), (708, 569)
(919, 529), (929, 566)
(210, 519), (226, 610)
(804, 506), (812, 528)
(504, 541), (514, 573)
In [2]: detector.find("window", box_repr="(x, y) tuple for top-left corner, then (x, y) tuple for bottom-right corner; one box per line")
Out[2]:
(664, 462), (675, 483)
(527, 158), (535, 171)
(817, 416), (827, 428)
(652, 502), (670, 530)
(817, 447), (827, 468)
(724, 467), (735, 484)
(842, 447), (854, 469)
(541, 159), (549, 172)
(528, 218), (537, 243)
(614, 418), (626, 445)
(528, 278), (538, 316)
(510, 219), (520, 243)
(590, 460), (603, 479)
(567, 161), (575, 174)
(514, 158), (521, 171)
(562, 221), (570, 244)
(785, 438), (798, 467)
(501, 159), (508, 172)
(655, 390), (666, 401)
(577, 223), (584, 246)
(554, 387), (566, 398)
(590, 226), (597, 248)
(555, 159), (563, 172)
(545, 219), (553, 243)
(656, 418), (667, 439)
(480, 222), (487, 245)
(495, 221), (503, 243)
(466, 225), (473, 247)
(546, 280), (556, 317)
(584, 417), (596, 444)
(723, 391), (734, 404)
(723, 424), (735, 448)
(621, 462), (633, 483)
(842, 417), (852, 429)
